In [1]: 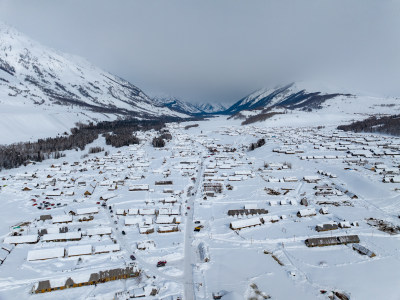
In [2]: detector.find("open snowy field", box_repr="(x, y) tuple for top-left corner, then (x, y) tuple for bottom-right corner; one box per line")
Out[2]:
(0, 116), (399, 299)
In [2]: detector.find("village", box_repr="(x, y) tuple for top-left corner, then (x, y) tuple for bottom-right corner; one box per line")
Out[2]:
(0, 117), (399, 300)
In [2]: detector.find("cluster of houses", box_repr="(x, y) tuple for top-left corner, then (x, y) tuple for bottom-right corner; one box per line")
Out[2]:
(1, 121), (399, 299)
(0, 129), (200, 298)
(206, 125), (399, 272)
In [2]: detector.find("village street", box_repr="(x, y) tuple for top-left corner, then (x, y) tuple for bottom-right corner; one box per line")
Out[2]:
(183, 149), (205, 300)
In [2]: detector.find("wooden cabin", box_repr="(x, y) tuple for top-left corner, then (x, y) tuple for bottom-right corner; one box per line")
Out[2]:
(305, 235), (360, 247)
(315, 223), (338, 232)
(32, 267), (140, 294)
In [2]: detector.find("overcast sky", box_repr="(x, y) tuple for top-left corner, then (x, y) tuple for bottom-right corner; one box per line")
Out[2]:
(1, 0), (400, 103)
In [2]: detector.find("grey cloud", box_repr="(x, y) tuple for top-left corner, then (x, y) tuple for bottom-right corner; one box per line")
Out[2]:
(0, 0), (399, 103)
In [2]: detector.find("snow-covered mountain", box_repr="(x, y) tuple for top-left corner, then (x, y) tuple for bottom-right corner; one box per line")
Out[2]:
(194, 102), (226, 114)
(226, 81), (400, 125)
(155, 97), (203, 115)
(156, 97), (226, 115)
(0, 23), (187, 143)
(225, 82), (349, 114)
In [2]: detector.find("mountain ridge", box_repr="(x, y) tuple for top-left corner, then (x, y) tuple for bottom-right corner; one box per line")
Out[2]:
(155, 96), (226, 115)
(0, 22), (185, 119)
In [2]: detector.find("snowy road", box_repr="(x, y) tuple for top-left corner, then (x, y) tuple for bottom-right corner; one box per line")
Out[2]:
(183, 152), (205, 300)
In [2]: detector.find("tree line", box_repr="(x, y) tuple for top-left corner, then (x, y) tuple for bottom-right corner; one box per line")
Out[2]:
(337, 114), (400, 136)
(0, 116), (184, 171)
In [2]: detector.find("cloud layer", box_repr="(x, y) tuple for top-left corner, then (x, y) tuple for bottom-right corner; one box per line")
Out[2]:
(1, 0), (399, 103)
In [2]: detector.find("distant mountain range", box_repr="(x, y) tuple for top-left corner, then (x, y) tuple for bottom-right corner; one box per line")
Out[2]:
(1, 22), (399, 143)
(158, 82), (353, 117)
(155, 97), (226, 115)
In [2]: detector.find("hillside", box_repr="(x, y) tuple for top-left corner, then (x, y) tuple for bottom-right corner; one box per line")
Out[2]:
(225, 82), (350, 115)
(0, 23), (186, 144)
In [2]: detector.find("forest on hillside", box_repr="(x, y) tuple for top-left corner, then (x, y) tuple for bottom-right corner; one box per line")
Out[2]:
(0, 117), (186, 170)
(337, 114), (400, 136)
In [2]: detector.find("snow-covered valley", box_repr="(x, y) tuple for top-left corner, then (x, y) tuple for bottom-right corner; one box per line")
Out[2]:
(1, 9), (400, 300)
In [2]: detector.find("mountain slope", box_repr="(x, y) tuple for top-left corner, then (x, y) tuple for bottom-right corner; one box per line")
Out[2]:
(225, 82), (349, 114)
(0, 22), (187, 144)
(0, 23), (187, 117)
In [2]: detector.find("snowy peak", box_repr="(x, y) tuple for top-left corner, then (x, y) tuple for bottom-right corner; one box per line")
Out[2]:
(194, 102), (227, 114)
(0, 22), (185, 119)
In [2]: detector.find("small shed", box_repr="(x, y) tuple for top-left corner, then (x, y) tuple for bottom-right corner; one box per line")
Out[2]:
(300, 198), (308, 206)
(353, 244), (376, 258)
(39, 215), (52, 221)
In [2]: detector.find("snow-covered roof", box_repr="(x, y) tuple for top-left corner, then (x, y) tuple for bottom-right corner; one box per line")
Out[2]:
(67, 245), (92, 256)
(244, 204), (257, 210)
(86, 227), (112, 236)
(125, 217), (140, 226)
(27, 247), (65, 261)
(45, 190), (62, 196)
(52, 215), (73, 223)
(156, 216), (175, 224)
(42, 232), (82, 241)
(94, 244), (120, 253)
(235, 170), (252, 175)
(298, 208), (316, 217)
(129, 184), (149, 190)
(128, 208), (139, 215)
(230, 217), (262, 230)
(303, 176), (320, 181)
(158, 207), (180, 215)
(4, 235), (38, 244)
(76, 207), (99, 215)
(139, 208), (155, 215)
